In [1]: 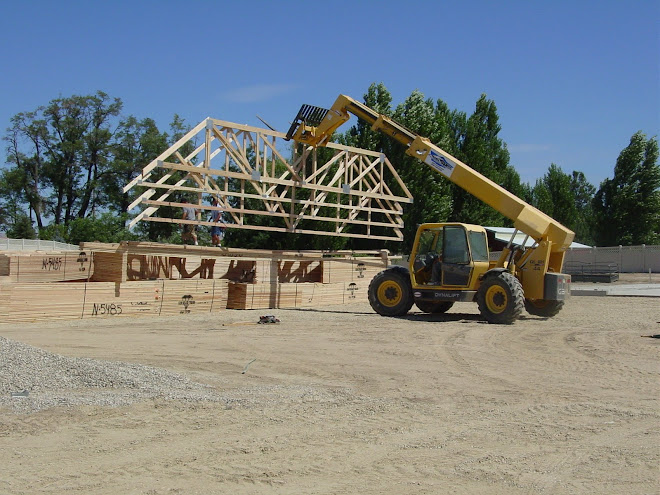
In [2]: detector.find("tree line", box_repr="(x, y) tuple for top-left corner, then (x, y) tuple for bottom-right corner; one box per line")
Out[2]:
(1, 85), (658, 250)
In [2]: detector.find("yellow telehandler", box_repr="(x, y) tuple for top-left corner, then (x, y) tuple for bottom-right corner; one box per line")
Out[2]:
(286, 95), (574, 324)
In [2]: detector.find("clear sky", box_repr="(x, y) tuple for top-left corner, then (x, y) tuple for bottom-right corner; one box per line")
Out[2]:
(1, 0), (658, 188)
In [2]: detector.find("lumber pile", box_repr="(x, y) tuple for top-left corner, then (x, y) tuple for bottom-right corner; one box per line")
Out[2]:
(0, 251), (94, 282)
(321, 256), (385, 283)
(0, 279), (229, 322)
(0, 241), (390, 320)
(227, 282), (303, 310)
(80, 241), (387, 284)
(90, 251), (124, 282)
(226, 279), (372, 310)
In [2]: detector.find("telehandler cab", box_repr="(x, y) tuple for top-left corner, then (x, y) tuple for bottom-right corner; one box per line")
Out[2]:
(286, 95), (573, 324)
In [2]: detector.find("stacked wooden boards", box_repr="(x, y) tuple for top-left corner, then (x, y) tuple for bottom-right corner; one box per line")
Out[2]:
(226, 280), (371, 310)
(0, 241), (392, 321)
(226, 255), (385, 309)
(0, 251), (94, 282)
(0, 279), (229, 322)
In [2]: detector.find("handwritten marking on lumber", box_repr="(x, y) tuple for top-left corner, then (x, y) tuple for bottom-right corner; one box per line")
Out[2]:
(92, 303), (123, 316)
(42, 257), (63, 271)
(178, 295), (195, 314)
(77, 252), (88, 272)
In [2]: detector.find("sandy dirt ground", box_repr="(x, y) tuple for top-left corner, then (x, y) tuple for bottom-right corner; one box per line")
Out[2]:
(1, 290), (658, 494)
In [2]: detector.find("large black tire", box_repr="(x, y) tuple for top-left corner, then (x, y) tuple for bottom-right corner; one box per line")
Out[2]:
(524, 298), (564, 317)
(368, 266), (414, 317)
(476, 272), (524, 324)
(415, 300), (455, 314)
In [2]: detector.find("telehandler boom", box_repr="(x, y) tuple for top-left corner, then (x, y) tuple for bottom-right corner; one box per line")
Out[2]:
(286, 95), (574, 323)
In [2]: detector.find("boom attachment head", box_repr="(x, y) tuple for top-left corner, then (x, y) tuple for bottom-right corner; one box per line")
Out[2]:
(285, 104), (330, 143)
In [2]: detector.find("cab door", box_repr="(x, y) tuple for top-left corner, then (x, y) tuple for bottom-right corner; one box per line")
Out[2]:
(441, 225), (472, 287)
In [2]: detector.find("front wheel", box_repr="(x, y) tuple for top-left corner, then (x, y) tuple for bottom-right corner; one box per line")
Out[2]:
(476, 272), (524, 324)
(368, 267), (414, 317)
(415, 300), (454, 314)
(524, 299), (564, 317)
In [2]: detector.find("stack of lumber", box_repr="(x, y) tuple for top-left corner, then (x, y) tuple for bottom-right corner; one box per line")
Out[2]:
(0, 251), (94, 282)
(157, 279), (227, 315)
(126, 254), (171, 280)
(321, 256), (385, 283)
(90, 251), (124, 282)
(0, 282), (88, 321)
(276, 260), (322, 283)
(0, 279), (229, 322)
(226, 279), (372, 310)
(81, 242), (387, 285)
(0, 241), (390, 320)
(124, 254), (258, 282)
(226, 282), (303, 310)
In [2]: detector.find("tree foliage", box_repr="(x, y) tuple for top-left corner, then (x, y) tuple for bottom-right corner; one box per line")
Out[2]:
(593, 132), (660, 245)
(447, 94), (514, 226)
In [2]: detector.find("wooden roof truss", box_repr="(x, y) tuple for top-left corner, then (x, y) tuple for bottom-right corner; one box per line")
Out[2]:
(124, 118), (413, 241)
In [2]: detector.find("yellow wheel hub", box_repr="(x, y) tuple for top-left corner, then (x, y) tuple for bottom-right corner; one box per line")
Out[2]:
(377, 280), (402, 307)
(485, 285), (507, 314)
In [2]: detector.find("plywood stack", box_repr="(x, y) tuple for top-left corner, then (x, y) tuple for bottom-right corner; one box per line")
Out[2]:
(0, 251), (94, 282)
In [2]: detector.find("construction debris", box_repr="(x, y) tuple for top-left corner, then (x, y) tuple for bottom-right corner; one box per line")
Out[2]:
(258, 315), (280, 324)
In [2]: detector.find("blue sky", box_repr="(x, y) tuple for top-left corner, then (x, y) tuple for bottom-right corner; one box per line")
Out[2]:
(1, 0), (658, 188)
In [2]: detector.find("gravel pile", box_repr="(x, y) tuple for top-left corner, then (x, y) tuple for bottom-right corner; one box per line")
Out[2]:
(0, 336), (225, 413)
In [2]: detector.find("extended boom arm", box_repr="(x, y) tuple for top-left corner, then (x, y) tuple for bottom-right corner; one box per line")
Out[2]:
(286, 94), (574, 252)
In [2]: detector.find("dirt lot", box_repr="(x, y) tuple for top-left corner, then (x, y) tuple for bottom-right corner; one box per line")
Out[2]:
(0, 292), (658, 494)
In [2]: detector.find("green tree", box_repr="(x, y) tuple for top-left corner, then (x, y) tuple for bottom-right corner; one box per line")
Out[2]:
(341, 82), (394, 153)
(448, 94), (514, 226)
(593, 132), (660, 245)
(41, 91), (122, 224)
(6, 212), (36, 239)
(569, 171), (596, 244)
(389, 91), (453, 252)
(39, 212), (139, 244)
(542, 164), (577, 229)
(106, 116), (168, 217)
(526, 164), (596, 243)
(133, 115), (195, 242)
(529, 177), (553, 214)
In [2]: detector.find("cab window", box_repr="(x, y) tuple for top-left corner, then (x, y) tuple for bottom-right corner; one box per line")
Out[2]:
(443, 226), (469, 264)
(417, 228), (442, 256)
(468, 231), (489, 262)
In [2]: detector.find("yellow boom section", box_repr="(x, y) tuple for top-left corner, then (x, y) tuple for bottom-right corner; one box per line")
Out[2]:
(287, 94), (575, 252)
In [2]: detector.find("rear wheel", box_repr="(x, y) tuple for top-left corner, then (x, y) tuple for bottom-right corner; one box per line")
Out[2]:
(476, 272), (524, 324)
(524, 299), (564, 317)
(415, 300), (454, 314)
(368, 267), (414, 317)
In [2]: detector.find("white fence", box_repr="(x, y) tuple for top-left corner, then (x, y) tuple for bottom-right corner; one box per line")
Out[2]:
(0, 238), (79, 252)
(566, 245), (660, 273)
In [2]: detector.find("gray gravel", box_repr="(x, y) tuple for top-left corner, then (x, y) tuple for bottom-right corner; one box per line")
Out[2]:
(0, 336), (225, 414)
